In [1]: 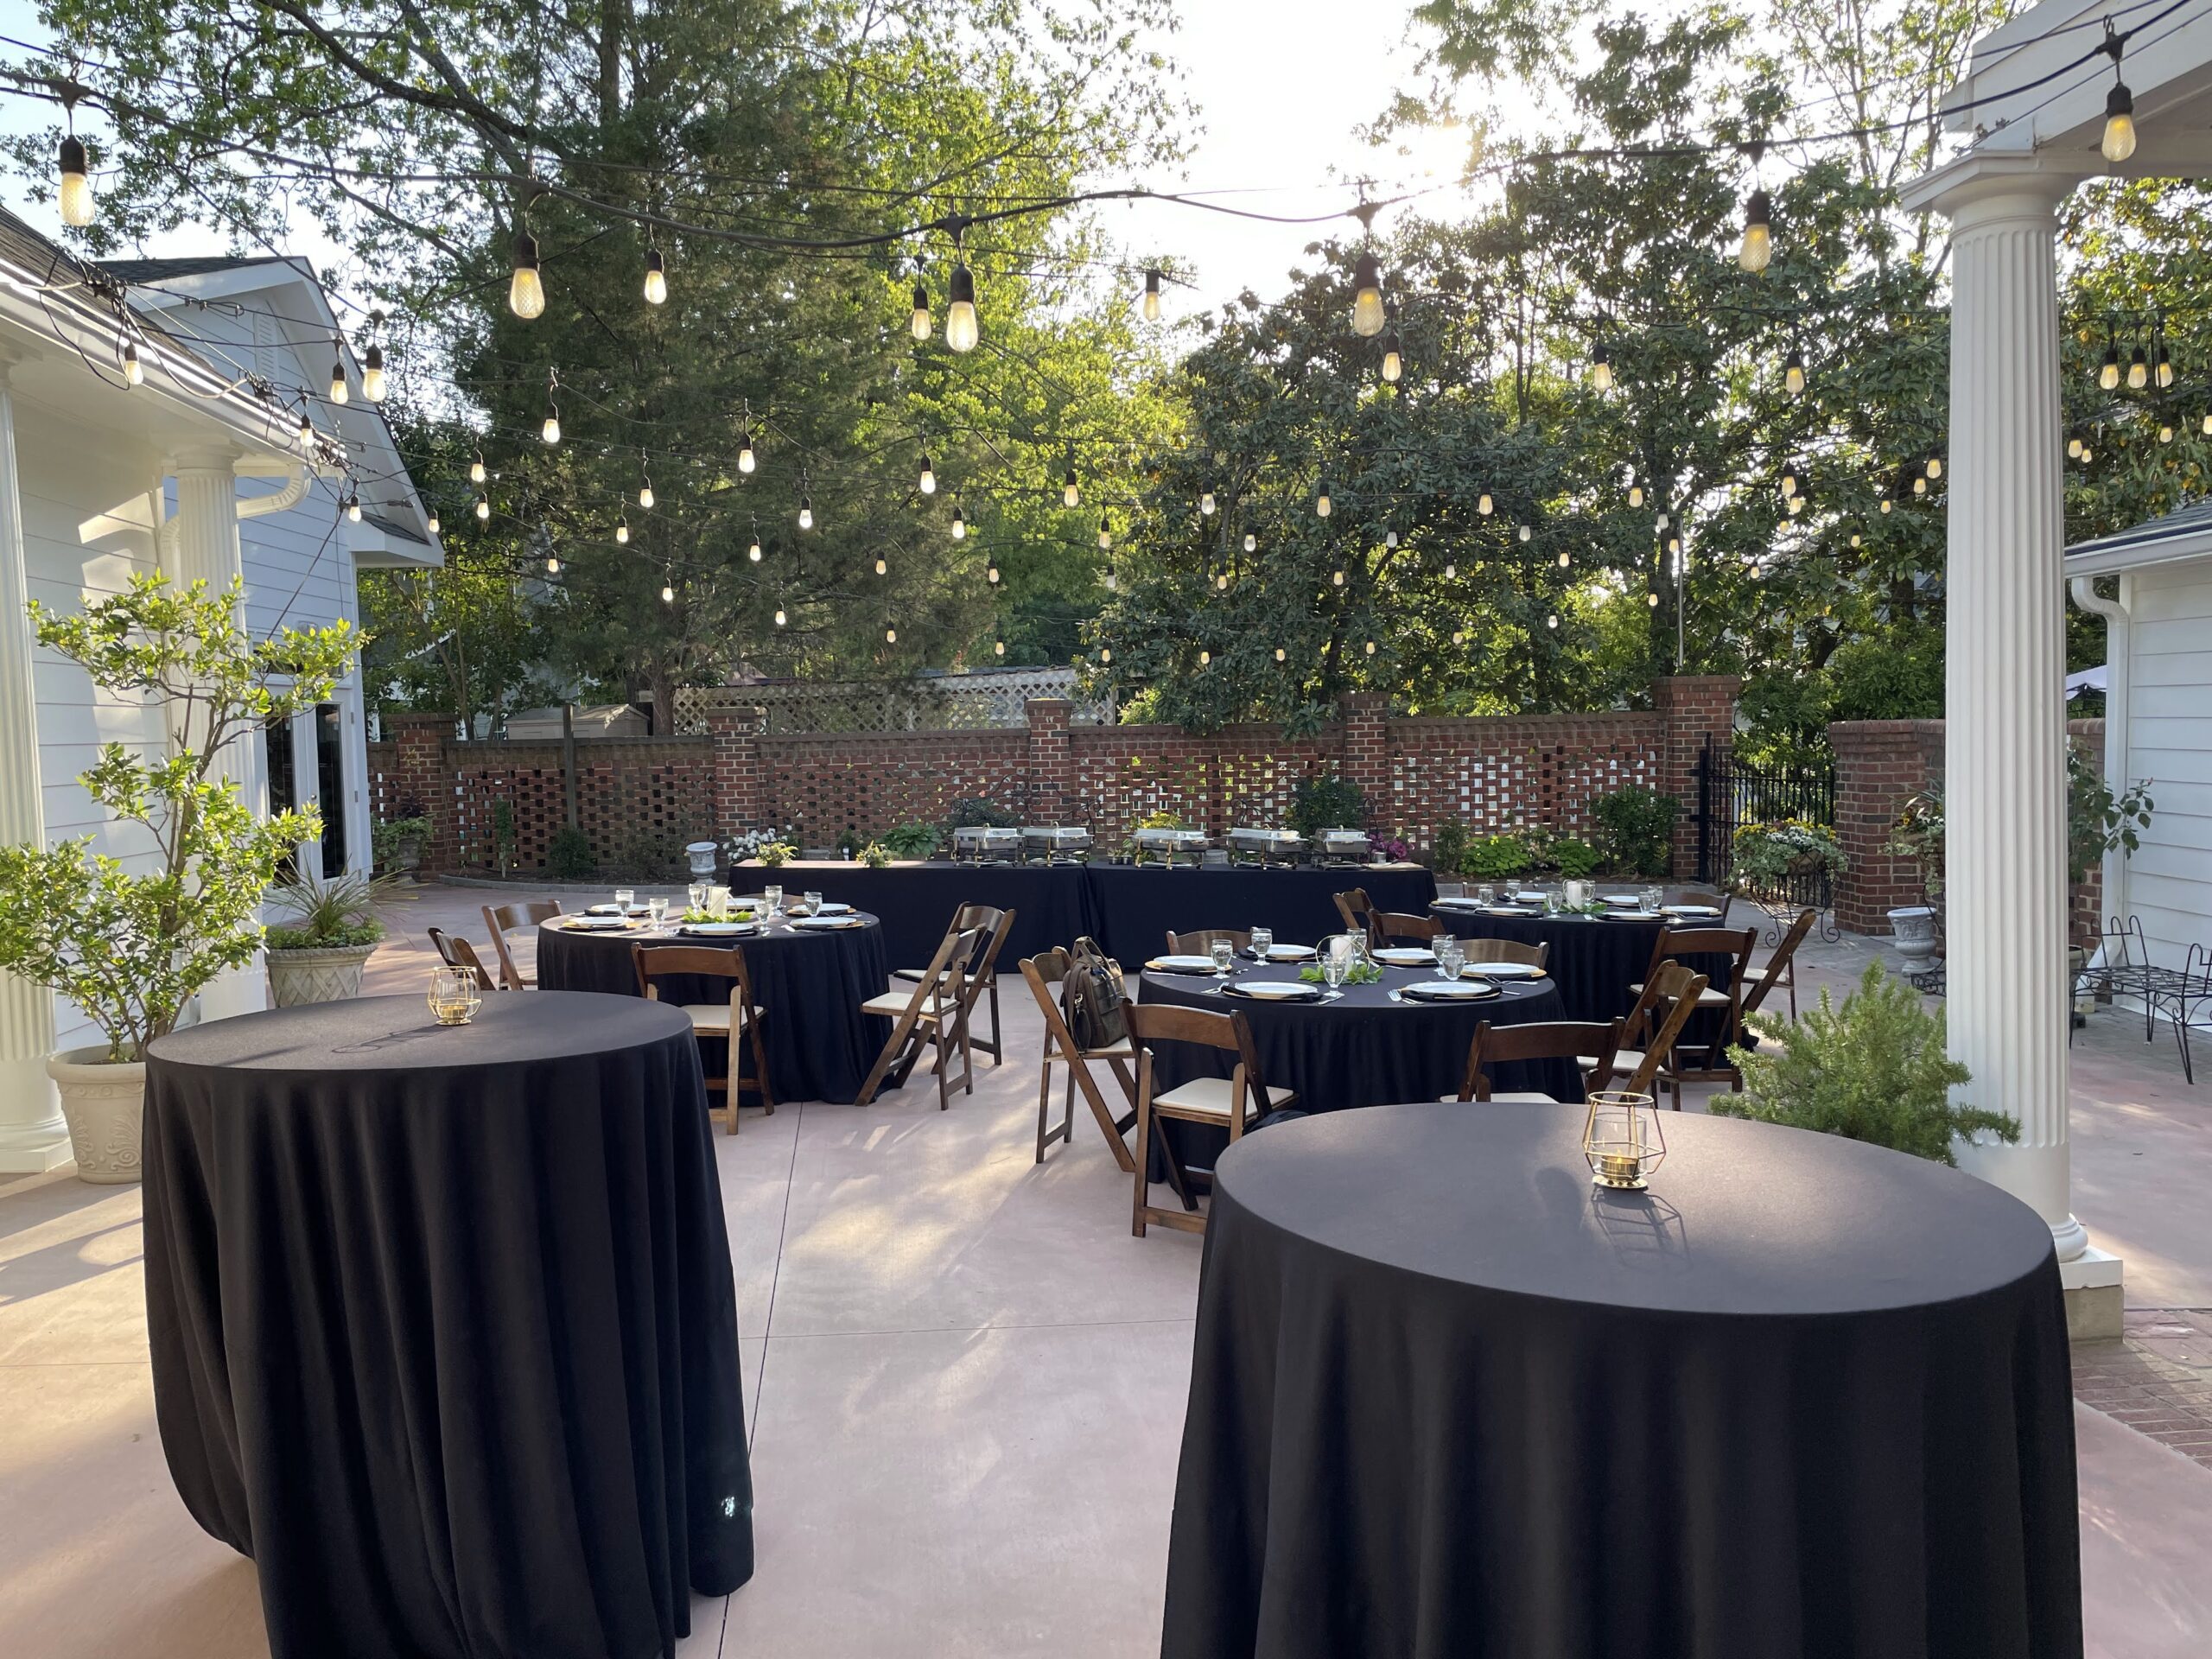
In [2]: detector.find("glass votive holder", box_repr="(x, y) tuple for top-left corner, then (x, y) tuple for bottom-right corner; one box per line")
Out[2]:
(1583, 1090), (1665, 1190)
(428, 966), (480, 1027)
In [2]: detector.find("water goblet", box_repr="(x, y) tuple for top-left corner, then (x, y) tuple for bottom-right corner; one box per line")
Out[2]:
(1210, 938), (1235, 976)
(765, 884), (785, 924)
(647, 895), (670, 929)
(1321, 940), (1351, 990)
(427, 966), (480, 1027)
(1250, 925), (1274, 961)
(614, 887), (636, 915)
(687, 882), (707, 915)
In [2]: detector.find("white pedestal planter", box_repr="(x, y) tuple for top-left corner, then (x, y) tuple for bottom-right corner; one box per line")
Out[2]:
(1888, 906), (1940, 967)
(266, 943), (379, 1007)
(46, 1047), (144, 1185)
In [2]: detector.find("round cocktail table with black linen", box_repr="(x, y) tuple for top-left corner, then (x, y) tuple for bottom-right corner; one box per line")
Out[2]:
(1139, 960), (1574, 1110)
(537, 914), (891, 1103)
(1162, 1103), (2080, 1659)
(142, 993), (753, 1659)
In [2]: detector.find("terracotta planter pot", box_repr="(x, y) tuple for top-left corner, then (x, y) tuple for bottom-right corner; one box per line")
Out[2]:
(266, 942), (379, 1007)
(46, 1046), (145, 1185)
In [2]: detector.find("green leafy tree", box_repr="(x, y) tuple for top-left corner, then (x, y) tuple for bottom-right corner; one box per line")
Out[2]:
(0, 578), (355, 1060)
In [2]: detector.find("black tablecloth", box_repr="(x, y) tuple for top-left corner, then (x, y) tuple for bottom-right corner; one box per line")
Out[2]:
(1429, 904), (1676, 1021)
(1087, 862), (1434, 964)
(536, 916), (891, 1105)
(757, 860), (1089, 969)
(1163, 1103), (2080, 1659)
(142, 993), (753, 1659)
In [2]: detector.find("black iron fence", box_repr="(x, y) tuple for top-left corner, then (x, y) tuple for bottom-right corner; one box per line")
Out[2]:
(1694, 736), (1837, 913)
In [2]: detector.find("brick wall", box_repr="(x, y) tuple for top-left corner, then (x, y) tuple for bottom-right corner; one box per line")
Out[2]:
(372, 677), (1733, 876)
(1652, 676), (1743, 876)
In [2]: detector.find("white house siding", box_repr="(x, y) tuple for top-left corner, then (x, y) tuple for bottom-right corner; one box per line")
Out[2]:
(2116, 559), (2212, 969)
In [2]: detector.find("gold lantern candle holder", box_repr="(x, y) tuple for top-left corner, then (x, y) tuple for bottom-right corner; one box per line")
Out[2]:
(1583, 1090), (1664, 1189)
(427, 966), (482, 1027)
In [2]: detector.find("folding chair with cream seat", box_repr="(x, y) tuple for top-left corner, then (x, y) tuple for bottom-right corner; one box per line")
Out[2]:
(480, 899), (563, 989)
(1371, 911), (1447, 944)
(426, 927), (499, 993)
(1451, 1017), (1624, 1105)
(892, 904), (1014, 1065)
(1126, 1001), (1295, 1237)
(631, 944), (772, 1132)
(1460, 936), (1550, 969)
(1019, 947), (1141, 1166)
(1629, 925), (1759, 1096)
(1332, 887), (1376, 941)
(1165, 927), (1250, 956)
(1737, 906), (1818, 1020)
(855, 924), (987, 1109)
(1580, 963), (1709, 1105)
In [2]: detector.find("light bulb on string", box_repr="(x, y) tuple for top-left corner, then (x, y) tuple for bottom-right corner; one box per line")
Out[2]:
(1198, 650), (1210, 667)
(2202, 412), (2212, 436)
(470, 451), (486, 486)
(1098, 647), (1111, 664)
(950, 502), (966, 540)
(426, 511), (440, 535)
(56, 133), (92, 227)
(662, 582), (674, 603)
(1556, 549), (1570, 568)
(995, 638), (1007, 658)
(945, 262), (979, 353)
(644, 246), (668, 306)
(122, 340), (142, 386)
(1098, 516), (1111, 550)
(345, 493), (362, 524)
(1364, 639), (1376, 657)
(918, 449), (936, 495)
(1478, 492), (1493, 516)
(874, 556), (887, 576)
(1199, 489), (1216, 516)
(639, 470), (655, 510)
(2068, 435), (2083, 459)
(911, 281), (931, 340)
(1243, 532), (1257, 553)
(798, 495), (813, 531)
(1925, 451), (1942, 480)
(328, 341), (348, 405)
(615, 519), (629, 545)
(1780, 461), (1799, 499)
(1879, 495), (1893, 515)
(1912, 474), (1927, 496)
(1332, 569), (1345, 587)
(541, 369), (560, 444)
(2100, 340), (2121, 391)
(1656, 512), (1670, 531)
(1517, 524), (1532, 543)
(1738, 188), (1771, 273)
(1589, 339), (1611, 391)
(1647, 591), (1659, 607)
(988, 563), (1001, 585)
(1786, 494), (1805, 516)
(886, 625), (897, 644)
(1215, 572), (1229, 591)
(2157, 342), (2174, 389)
(1141, 268), (1162, 321)
(1350, 251), (1386, 336)
(775, 607), (787, 627)
(1849, 532), (1862, 548)
(362, 343), (386, 403)
(748, 525), (762, 562)
(509, 229), (545, 319)
(1444, 562), (1456, 578)
(1063, 464), (1080, 509)
(1783, 346), (1805, 397)
(2129, 346), (2149, 390)
(2103, 35), (2139, 165)
(1381, 330), (1403, 384)
(475, 494), (490, 522)
(2160, 422), (2174, 444)
(737, 430), (755, 474)
(1452, 630), (1465, 645)
(296, 411), (314, 449)
(1274, 647), (1287, 662)
(1103, 569), (1117, 592)
(545, 554), (559, 575)
(1316, 481), (1332, 518)
(1628, 477), (1643, 507)
(1384, 529), (1399, 550)
(1547, 613), (1559, 630)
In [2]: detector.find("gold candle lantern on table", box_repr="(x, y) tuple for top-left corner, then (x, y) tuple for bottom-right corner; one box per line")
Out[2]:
(427, 966), (481, 1027)
(1583, 1090), (1664, 1189)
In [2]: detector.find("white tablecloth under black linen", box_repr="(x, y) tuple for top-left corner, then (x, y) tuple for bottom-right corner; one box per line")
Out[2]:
(535, 915), (891, 1104)
(1162, 1103), (2081, 1659)
(141, 993), (753, 1659)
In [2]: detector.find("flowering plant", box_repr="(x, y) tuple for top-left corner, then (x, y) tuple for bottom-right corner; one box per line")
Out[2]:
(727, 825), (799, 865)
(1730, 819), (1846, 892)
(1368, 834), (1411, 862)
(858, 842), (893, 868)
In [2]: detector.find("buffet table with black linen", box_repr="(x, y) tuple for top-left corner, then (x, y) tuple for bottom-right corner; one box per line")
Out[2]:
(142, 993), (753, 1659)
(763, 859), (1089, 969)
(1162, 1103), (2080, 1659)
(1085, 861), (1434, 964)
(536, 912), (891, 1104)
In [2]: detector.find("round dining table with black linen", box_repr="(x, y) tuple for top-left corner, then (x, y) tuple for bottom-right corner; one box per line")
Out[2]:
(1160, 1103), (2081, 1659)
(1427, 899), (1681, 1021)
(1086, 861), (1434, 966)
(141, 992), (753, 1659)
(536, 913), (891, 1104)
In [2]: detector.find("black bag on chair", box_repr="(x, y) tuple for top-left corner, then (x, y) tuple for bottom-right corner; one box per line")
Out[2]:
(1061, 936), (1128, 1051)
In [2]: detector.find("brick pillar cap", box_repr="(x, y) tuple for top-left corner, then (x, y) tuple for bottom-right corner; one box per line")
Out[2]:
(1652, 673), (1743, 696)
(1025, 696), (1074, 714)
(1828, 718), (1947, 740)
(1338, 690), (1389, 713)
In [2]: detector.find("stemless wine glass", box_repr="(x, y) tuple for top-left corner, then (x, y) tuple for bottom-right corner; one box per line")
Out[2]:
(1250, 925), (1274, 960)
(647, 895), (670, 929)
(765, 883), (785, 922)
(1642, 885), (1662, 914)
(1210, 938), (1235, 976)
(427, 966), (480, 1027)
(1434, 937), (1465, 981)
(804, 889), (824, 917)
(1475, 884), (1495, 908)
(614, 887), (636, 914)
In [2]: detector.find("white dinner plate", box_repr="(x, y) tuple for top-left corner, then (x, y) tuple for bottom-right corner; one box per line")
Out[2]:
(1599, 894), (1642, 908)
(1513, 891), (1548, 905)
(811, 901), (855, 915)
(1463, 961), (1547, 981)
(1433, 896), (1484, 908)
(1229, 980), (1322, 1001)
(1662, 905), (1724, 919)
(1372, 946), (1436, 966)
(1401, 979), (1501, 1001)
(1250, 944), (1317, 962)
(1147, 955), (1218, 973)
(563, 915), (630, 931)
(584, 903), (626, 916)
(793, 915), (863, 931)
(680, 922), (755, 938)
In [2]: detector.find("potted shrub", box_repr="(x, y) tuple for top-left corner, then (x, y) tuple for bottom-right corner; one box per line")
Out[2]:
(264, 871), (391, 1006)
(1716, 962), (2018, 1165)
(1729, 818), (1846, 897)
(372, 802), (431, 875)
(880, 821), (942, 861)
(0, 576), (352, 1182)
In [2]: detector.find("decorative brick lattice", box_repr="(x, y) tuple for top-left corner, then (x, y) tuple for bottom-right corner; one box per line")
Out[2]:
(756, 729), (1030, 840)
(445, 739), (715, 871)
(1383, 715), (1664, 847)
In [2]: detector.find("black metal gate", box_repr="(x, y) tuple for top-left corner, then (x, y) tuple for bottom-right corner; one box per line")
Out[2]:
(1693, 735), (1837, 914)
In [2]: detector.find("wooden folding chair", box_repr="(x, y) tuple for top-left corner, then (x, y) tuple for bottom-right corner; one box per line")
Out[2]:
(1462, 936), (1549, 969)
(1372, 911), (1446, 944)
(1581, 963), (1709, 1105)
(1332, 887), (1376, 939)
(1126, 1001), (1295, 1237)
(1020, 947), (1141, 1167)
(1165, 928), (1250, 956)
(480, 899), (563, 989)
(632, 944), (772, 1132)
(1738, 907), (1817, 1020)
(426, 927), (499, 993)
(1630, 925), (1758, 1094)
(1452, 1017), (1624, 1104)
(893, 905), (1015, 1064)
(855, 924), (985, 1109)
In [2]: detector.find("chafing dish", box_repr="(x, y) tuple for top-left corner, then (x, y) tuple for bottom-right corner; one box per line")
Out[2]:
(1132, 825), (1209, 867)
(1317, 827), (1371, 864)
(951, 824), (1021, 863)
(1021, 823), (1092, 865)
(1225, 826), (1305, 867)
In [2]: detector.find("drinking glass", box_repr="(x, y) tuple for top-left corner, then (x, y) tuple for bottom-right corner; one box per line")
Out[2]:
(687, 882), (707, 915)
(804, 890), (824, 917)
(1250, 926), (1274, 960)
(1347, 931), (1371, 972)
(765, 884), (785, 922)
(614, 887), (636, 914)
(1642, 885), (1662, 914)
(1321, 939), (1351, 990)
(1210, 938), (1235, 976)
(427, 966), (480, 1027)
(1434, 938), (1465, 981)
(647, 895), (669, 929)
(1475, 885), (1494, 907)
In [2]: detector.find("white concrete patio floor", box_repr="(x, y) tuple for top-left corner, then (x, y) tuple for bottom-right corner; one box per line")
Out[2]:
(0, 880), (2207, 1656)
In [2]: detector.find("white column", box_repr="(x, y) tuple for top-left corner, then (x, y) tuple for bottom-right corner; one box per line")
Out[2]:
(0, 354), (69, 1171)
(164, 445), (268, 1021)
(1931, 170), (2113, 1286)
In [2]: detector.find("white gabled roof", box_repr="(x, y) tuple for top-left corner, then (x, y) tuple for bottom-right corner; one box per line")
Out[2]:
(2064, 499), (2212, 576)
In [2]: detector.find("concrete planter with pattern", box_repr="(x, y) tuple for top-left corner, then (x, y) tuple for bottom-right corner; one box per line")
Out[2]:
(45, 1047), (145, 1185)
(266, 942), (380, 1007)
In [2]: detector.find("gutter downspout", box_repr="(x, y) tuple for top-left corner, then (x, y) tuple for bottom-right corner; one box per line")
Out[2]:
(2069, 573), (2132, 935)
(156, 462), (308, 567)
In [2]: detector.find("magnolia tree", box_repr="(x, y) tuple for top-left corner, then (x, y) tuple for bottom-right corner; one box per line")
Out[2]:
(0, 576), (356, 1060)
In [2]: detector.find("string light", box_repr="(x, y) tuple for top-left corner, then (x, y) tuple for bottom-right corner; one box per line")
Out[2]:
(887, 625), (898, 644)
(775, 607), (787, 626)
(988, 563), (1001, 585)
(1243, 532), (1256, 552)
(798, 493), (814, 531)
(644, 246), (668, 306)
(1198, 650), (1211, 666)
(1925, 450), (1942, 480)
(2100, 339), (2121, 391)
(2068, 435), (2083, 459)
(1738, 188), (1771, 274)
(945, 262), (980, 353)
(1780, 460), (1800, 499)
(639, 465), (655, 509)
(2128, 346), (2149, 390)
(345, 493), (362, 523)
(1913, 473), (1928, 496)
(1849, 531), (1862, 548)
(2157, 341), (2174, 389)
(911, 281), (931, 341)
(1443, 562), (1456, 578)
(327, 340), (348, 405)
(1627, 475), (1643, 508)
(749, 524), (763, 562)
(546, 553), (559, 575)
(56, 133), (92, 227)
(509, 229), (545, 319)
(1382, 330), (1403, 384)
(122, 340), (142, 386)
(615, 519), (629, 544)
(1517, 524), (1532, 543)
(951, 501), (967, 539)
(2103, 27), (2139, 163)
(874, 556), (887, 575)
(1063, 463), (1080, 508)
(362, 342), (386, 403)
(1142, 268), (1162, 321)
(1556, 549), (1570, 568)
(995, 638), (1007, 657)
(1589, 339), (1611, 391)
(737, 429), (755, 474)
(1783, 346), (1805, 397)
(1546, 613), (1559, 629)
(2159, 422), (2174, 444)
(1351, 251), (1385, 336)
(1098, 515), (1112, 550)
(296, 411), (313, 448)
(1879, 494), (1894, 514)
(918, 449), (936, 495)
(1316, 481), (1332, 518)
(1199, 488), (1216, 516)
(1274, 646), (1287, 662)
(1452, 629), (1465, 645)
(1332, 569), (1345, 586)
(2202, 412), (2212, 436)
(1384, 529), (1399, 549)
(1099, 647), (1111, 664)
(662, 581), (675, 602)
(1364, 639), (1376, 656)
(1215, 572), (1229, 590)
(470, 451), (487, 486)
(540, 370), (560, 444)
(1647, 591), (1659, 607)
(1478, 492), (1493, 516)
(426, 511), (440, 535)
(475, 494), (490, 521)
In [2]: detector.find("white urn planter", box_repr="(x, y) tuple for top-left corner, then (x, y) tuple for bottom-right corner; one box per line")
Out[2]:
(266, 942), (379, 1007)
(46, 1047), (145, 1185)
(1888, 905), (1941, 967)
